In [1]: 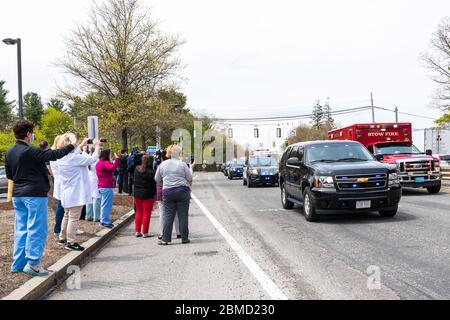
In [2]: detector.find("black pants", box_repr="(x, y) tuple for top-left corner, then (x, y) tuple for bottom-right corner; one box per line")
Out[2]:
(79, 205), (86, 221)
(162, 190), (191, 242)
(118, 171), (129, 194)
(128, 175), (134, 196)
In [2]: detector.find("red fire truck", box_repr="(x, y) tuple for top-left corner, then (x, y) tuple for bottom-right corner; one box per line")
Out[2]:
(328, 123), (442, 194)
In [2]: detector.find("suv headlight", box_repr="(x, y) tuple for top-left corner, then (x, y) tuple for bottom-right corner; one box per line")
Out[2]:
(388, 172), (399, 186)
(314, 176), (335, 189)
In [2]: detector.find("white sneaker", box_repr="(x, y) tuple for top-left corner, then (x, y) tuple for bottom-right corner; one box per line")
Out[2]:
(76, 229), (85, 235)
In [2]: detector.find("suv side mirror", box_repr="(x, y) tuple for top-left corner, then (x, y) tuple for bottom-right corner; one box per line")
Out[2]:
(287, 157), (302, 166)
(374, 154), (384, 161)
(426, 149), (433, 156)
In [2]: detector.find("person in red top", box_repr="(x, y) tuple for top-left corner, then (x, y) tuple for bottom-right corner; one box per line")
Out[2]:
(96, 149), (120, 229)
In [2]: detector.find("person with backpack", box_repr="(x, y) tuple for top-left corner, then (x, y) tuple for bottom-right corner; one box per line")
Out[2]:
(127, 147), (139, 196)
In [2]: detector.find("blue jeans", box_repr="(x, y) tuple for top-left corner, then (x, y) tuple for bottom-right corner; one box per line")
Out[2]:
(54, 200), (65, 235)
(99, 188), (114, 225)
(86, 197), (101, 221)
(12, 197), (48, 271)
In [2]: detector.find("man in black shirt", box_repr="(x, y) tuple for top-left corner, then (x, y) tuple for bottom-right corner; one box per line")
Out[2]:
(5, 120), (76, 277)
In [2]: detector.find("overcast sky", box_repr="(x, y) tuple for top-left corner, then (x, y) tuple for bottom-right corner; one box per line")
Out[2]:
(1, 0), (449, 133)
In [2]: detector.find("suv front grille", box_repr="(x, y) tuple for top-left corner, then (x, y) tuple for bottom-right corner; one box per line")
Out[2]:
(335, 173), (387, 191)
(403, 161), (433, 173)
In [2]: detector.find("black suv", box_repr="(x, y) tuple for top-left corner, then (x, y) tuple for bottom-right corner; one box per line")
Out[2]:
(243, 156), (279, 188)
(279, 141), (402, 222)
(227, 159), (245, 179)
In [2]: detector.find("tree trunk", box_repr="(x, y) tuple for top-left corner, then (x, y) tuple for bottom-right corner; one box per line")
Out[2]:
(141, 135), (146, 151)
(121, 128), (128, 152)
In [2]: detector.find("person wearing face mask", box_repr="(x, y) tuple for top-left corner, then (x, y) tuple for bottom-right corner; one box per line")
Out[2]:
(57, 134), (101, 251)
(5, 120), (76, 277)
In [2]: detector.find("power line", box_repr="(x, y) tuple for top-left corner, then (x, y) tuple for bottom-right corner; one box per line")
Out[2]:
(374, 106), (436, 120)
(216, 106), (372, 122)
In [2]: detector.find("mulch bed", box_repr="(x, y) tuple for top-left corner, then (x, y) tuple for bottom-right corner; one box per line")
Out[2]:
(0, 196), (133, 299)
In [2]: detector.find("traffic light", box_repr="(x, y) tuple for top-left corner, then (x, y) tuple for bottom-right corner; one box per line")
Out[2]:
(276, 128), (282, 138)
(254, 128), (259, 138)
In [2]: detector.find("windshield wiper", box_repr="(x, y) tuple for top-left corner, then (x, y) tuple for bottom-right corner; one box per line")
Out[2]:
(310, 159), (337, 163)
(337, 158), (368, 162)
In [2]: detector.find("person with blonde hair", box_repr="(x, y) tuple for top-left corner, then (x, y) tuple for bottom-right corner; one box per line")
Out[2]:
(57, 133), (101, 251)
(49, 135), (66, 237)
(157, 146), (181, 240)
(155, 145), (192, 245)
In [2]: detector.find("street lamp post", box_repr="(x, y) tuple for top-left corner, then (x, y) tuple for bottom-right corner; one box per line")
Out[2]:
(3, 38), (23, 119)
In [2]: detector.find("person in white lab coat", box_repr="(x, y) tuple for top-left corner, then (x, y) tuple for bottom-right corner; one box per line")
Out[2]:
(86, 147), (101, 222)
(57, 134), (101, 251)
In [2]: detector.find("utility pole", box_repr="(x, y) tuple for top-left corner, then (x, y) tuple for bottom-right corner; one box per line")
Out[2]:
(156, 125), (161, 150)
(394, 107), (399, 122)
(371, 93), (375, 123)
(3, 38), (23, 119)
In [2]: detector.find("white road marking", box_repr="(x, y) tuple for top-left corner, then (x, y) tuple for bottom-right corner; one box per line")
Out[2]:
(191, 193), (289, 300)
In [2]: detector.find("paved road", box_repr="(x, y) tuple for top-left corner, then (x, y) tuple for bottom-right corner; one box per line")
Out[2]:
(49, 173), (450, 300)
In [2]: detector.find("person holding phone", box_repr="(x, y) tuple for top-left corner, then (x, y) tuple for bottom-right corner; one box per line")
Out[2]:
(57, 134), (101, 251)
(96, 149), (120, 229)
(5, 120), (76, 276)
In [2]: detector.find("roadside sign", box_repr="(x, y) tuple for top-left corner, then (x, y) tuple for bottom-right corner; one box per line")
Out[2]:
(87, 116), (99, 140)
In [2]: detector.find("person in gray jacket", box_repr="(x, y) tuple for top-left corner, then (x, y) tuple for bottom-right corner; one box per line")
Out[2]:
(155, 145), (193, 245)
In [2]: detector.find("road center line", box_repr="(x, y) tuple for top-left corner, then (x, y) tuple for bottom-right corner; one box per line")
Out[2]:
(191, 193), (289, 300)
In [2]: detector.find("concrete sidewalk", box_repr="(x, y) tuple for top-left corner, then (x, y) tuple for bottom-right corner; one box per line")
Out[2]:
(47, 198), (269, 300)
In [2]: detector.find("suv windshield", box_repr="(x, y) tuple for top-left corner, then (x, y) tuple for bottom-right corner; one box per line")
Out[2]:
(375, 143), (422, 156)
(306, 143), (374, 163)
(249, 157), (278, 167)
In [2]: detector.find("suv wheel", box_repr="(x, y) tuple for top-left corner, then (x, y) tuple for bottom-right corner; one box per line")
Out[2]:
(379, 208), (398, 218)
(281, 183), (294, 210)
(427, 182), (441, 194)
(303, 189), (319, 222)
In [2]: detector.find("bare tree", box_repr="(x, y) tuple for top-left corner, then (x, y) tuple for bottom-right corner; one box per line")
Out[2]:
(422, 17), (450, 111)
(58, 0), (184, 149)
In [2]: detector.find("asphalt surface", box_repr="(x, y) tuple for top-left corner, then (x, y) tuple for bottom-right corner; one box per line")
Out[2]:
(48, 173), (450, 300)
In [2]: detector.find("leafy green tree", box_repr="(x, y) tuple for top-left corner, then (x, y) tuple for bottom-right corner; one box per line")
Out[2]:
(47, 98), (66, 112)
(0, 81), (14, 129)
(435, 113), (450, 129)
(24, 92), (44, 127)
(310, 101), (324, 129)
(0, 130), (15, 165)
(323, 99), (335, 129)
(59, 0), (184, 150)
(41, 107), (73, 142)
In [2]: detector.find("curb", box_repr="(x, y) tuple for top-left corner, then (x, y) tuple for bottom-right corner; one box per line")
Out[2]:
(1, 210), (135, 301)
